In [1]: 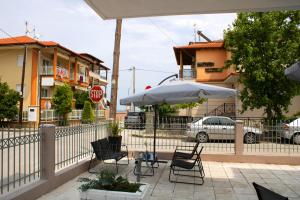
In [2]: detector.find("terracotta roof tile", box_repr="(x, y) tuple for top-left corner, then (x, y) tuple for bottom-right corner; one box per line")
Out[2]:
(174, 41), (224, 49)
(0, 36), (37, 45)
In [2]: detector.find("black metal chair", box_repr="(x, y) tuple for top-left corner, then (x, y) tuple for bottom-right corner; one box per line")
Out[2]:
(88, 138), (129, 173)
(169, 146), (205, 185)
(173, 140), (200, 159)
(253, 182), (288, 200)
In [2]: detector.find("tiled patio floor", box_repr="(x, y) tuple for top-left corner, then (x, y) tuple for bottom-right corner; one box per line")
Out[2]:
(38, 160), (300, 200)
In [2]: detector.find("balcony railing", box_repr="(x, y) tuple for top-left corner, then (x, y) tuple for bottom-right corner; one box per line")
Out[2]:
(41, 109), (105, 122)
(183, 69), (196, 80)
(40, 65), (53, 75)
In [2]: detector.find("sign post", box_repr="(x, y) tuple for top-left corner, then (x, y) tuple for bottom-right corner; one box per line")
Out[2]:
(89, 85), (104, 140)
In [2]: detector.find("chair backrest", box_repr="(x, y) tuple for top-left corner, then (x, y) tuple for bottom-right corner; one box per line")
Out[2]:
(193, 146), (204, 165)
(253, 182), (288, 200)
(191, 140), (200, 155)
(98, 138), (114, 160)
(91, 140), (103, 160)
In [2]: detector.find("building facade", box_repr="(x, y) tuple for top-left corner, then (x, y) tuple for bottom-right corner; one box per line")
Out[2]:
(0, 36), (109, 122)
(173, 41), (300, 118)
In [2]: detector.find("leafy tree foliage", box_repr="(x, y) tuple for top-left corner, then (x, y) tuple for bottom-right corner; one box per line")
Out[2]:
(224, 11), (300, 119)
(74, 91), (94, 109)
(52, 84), (73, 123)
(0, 82), (20, 121)
(82, 101), (95, 124)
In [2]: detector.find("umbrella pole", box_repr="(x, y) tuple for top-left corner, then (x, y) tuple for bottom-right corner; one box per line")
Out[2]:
(153, 105), (157, 158)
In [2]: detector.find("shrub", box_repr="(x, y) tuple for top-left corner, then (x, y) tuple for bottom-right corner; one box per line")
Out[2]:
(82, 101), (95, 123)
(52, 84), (73, 124)
(0, 82), (20, 121)
(78, 170), (142, 193)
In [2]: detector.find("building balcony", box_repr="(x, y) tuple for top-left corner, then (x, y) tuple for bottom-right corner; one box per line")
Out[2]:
(182, 69), (196, 80)
(89, 71), (108, 85)
(40, 65), (54, 75)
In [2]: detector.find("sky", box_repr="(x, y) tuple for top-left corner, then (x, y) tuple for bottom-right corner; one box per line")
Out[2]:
(0, 0), (236, 111)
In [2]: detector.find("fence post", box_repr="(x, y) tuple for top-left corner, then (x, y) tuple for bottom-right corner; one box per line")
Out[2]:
(40, 124), (56, 180)
(235, 120), (244, 155)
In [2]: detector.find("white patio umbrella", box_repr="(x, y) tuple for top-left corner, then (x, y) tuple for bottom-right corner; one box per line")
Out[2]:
(285, 62), (300, 83)
(119, 80), (236, 158)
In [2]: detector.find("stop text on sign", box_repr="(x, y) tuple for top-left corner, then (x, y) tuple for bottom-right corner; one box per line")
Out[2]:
(89, 85), (104, 103)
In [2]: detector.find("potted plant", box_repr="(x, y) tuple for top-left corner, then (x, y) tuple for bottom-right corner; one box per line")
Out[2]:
(108, 121), (123, 152)
(78, 170), (149, 200)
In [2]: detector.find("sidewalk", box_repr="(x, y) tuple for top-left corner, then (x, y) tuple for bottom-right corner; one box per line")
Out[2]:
(37, 161), (300, 200)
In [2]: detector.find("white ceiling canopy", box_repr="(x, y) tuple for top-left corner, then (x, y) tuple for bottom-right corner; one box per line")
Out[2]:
(85, 0), (300, 20)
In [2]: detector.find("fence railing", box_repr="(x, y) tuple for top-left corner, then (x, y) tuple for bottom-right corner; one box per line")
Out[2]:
(41, 109), (105, 122)
(0, 126), (40, 195)
(121, 117), (300, 155)
(55, 123), (109, 171)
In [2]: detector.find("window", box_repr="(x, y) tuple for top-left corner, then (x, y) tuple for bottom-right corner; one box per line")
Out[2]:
(41, 88), (50, 97)
(203, 117), (220, 125)
(70, 63), (75, 80)
(197, 62), (214, 67)
(17, 55), (24, 67)
(219, 118), (235, 126)
(41, 59), (52, 75)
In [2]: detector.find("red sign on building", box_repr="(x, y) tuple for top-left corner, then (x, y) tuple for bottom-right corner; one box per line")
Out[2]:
(89, 85), (104, 103)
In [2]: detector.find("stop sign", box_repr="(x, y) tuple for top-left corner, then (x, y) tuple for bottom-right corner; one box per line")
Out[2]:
(89, 85), (103, 103)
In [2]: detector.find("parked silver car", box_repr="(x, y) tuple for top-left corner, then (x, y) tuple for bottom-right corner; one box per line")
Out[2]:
(278, 118), (300, 144)
(186, 116), (262, 144)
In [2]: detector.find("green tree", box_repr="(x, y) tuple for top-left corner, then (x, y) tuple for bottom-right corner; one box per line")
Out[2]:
(224, 11), (300, 119)
(0, 82), (20, 121)
(82, 101), (95, 124)
(52, 84), (73, 124)
(74, 91), (94, 109)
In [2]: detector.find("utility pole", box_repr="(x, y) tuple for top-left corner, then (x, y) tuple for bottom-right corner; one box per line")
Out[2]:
(132, 66), (135, 95)
(19, 45), (27, 125)
(109, 18), (122, 120)
(132, 66), (135, 111)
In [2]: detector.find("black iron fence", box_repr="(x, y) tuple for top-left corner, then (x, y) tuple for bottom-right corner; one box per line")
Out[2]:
(55, 123), (109, 171)
(0, 126), (40, 195)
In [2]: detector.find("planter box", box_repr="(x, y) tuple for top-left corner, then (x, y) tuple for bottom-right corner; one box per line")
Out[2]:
(80, 183), (150, 200)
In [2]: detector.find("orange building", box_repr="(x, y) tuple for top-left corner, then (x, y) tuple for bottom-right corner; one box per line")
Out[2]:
(173, 41), (300, 117)
(0, 35), (109, 121)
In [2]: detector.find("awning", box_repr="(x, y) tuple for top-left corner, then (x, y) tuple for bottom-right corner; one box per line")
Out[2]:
(85, 0), (300, 20)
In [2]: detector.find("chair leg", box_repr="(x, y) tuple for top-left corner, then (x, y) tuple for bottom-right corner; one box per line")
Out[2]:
(88, 153), (94, 173)
(115, 160), (118, 173)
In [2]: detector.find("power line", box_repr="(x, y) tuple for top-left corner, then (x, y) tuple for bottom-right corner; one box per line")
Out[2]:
(110, 67), (176, 74)
(0, 28), (22, 43)
(146, 18), (195, 60)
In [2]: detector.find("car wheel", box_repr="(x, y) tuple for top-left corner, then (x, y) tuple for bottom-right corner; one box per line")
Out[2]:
(292, 133), (300, 145)
(244, 132), (256, 144)
(196, 132), (208, 143)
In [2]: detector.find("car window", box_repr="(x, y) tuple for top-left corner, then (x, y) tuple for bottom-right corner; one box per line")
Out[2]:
(290, 118), (300, 126)
(203, 117), (220, 125)
(219, 118), (235, 126)
(128, 112), (139, 116)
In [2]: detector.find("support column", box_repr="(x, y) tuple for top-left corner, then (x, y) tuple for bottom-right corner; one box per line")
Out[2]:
(53, 48), (57, 79)
(179, 50), (183, 79)
(31, 48), (38, 106)
(145, 111), (154, 135)
(235, 120), (244, 155)
(74, 58), (77, 82)
(68, 56), (71, 81)
(40, 124), (56, 180)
